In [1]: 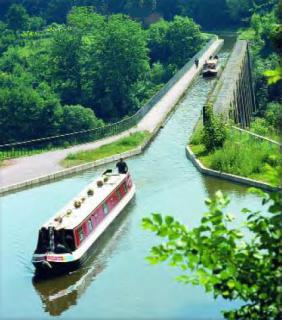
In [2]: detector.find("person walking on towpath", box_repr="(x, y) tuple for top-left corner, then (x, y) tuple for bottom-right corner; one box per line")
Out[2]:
(116, 158), (128, 174)
(195, 58), (199, 68)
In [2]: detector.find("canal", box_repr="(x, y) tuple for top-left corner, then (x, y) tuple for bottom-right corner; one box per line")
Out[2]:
(0, 36), (263, 319)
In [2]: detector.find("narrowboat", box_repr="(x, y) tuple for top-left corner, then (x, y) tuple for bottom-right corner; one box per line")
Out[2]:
(202, 57), (219, 77)
(32, 169), (135, 275)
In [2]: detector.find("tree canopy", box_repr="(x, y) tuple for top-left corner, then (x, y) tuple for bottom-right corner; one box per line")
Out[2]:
(0, 4), (205, 143)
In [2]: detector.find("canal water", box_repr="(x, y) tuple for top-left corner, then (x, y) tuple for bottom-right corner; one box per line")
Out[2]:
(0, 37), (263, 319)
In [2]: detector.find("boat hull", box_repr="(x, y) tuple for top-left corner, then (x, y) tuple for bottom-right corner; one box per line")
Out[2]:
(203, 70), (218, 77)
(33, 183), (136, 276)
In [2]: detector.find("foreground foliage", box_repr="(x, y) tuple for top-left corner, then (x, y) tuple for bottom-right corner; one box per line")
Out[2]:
(142, 190), (282, 319)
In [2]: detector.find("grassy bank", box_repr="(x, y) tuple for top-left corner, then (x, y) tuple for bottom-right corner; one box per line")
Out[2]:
(61, 131), (151, 168)
(190, 124), (281, 186)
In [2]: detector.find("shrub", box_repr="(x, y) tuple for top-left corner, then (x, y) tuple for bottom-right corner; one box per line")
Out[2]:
(203, 104), (227, 151)
(190, 122), (204, 145)
(265, 102), (282, 132)
(250, 117), (269, 136)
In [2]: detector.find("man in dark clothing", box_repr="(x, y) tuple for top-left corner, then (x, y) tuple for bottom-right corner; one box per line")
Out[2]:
(116, 158), (128, 174)
(195, 58), (199, 68)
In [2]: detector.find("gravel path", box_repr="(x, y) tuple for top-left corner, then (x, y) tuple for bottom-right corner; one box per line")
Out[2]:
(0, 39), (223, 189)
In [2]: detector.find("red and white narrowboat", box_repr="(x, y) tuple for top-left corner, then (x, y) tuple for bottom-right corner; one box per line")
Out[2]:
(32, 169), (135, 275)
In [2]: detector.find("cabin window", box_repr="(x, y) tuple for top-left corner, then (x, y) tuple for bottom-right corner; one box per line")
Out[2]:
(103, 202), (109, 215)
(78, 227), (84, 242)
(117, 189), (122, 200)
(88, 219), (93, 232)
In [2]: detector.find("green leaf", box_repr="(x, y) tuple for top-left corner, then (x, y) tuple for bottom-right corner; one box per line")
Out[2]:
(146, 256), (161, 265)
(165, 215), (174, 225)
(152, 213), (163, 225)
(263, 67), (282, 85)
(227, 279), (235, 289)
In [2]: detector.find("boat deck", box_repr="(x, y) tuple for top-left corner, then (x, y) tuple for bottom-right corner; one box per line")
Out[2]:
(43, 173), (127, 230)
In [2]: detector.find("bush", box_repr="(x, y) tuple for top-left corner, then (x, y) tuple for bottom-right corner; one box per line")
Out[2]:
(250, 117), (269, 136)
(265, 102), (282, 132)
(61, 105), (104, 134)
(203, 104), (227, 152)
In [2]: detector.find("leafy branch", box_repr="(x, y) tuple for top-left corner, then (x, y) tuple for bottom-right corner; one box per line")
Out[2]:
(142, 190), (282, 319)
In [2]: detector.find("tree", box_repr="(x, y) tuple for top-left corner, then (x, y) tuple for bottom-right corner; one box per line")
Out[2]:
(45, 0), (74, 23)
(0, 72), (63, 143)
(67, 6), (105, 31)
(226, 0), (253, 22)
(142, 190), (281, 319)
(147, 19), (169, 63)
(49, 27), (82, 105)
(80, 14), (150, 120)
(0, 21), (17, 54)
(147, 16), (204, 68)
(5, 4), (29, 31)
(165, 16), (204, 68)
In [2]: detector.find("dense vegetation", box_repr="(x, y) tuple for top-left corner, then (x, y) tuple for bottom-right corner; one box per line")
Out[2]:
(142, 190), (282, 319)
(0, 4), (205, 144)
(238, 1), (282, 135)
(0, 0), (279, 146)
(0, 0), (277, 29)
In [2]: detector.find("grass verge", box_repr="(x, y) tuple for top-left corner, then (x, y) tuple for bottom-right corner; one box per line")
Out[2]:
(189, 124), (281, 187)
(61, 131), (151, 168)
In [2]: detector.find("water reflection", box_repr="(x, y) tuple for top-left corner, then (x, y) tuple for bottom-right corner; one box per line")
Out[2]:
(202, 175), (249, 198)
(32, 200), (134, 316)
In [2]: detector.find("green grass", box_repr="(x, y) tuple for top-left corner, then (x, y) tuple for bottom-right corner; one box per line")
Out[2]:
(61, 131), (151, 168)
(190, 127), (281, 187)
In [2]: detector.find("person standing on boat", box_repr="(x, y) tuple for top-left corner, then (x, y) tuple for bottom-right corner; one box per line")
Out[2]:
(116, 158), (128, 174)
(195, 58), (199, 68)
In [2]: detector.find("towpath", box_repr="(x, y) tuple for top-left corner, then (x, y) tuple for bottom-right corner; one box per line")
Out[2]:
(0, 39), (223, 190)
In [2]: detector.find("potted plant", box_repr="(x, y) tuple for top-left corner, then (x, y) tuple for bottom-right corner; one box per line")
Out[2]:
(74, 200), (81, 208)
(97, 180), (103, 187)
(87, 189), (94, 196)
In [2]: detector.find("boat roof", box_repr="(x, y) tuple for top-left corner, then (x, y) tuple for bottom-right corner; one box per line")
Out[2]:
(205, 59), (218, 64)
(43, 172), (127, 230)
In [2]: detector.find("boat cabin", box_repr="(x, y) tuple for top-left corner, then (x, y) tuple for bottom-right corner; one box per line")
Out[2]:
(34, 173), (132, 256)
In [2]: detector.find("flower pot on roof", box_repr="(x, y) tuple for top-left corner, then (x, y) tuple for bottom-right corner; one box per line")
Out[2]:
(97, 180), (103, 187)
(74, 200), (81, 208)
(87, 189), (94, 196)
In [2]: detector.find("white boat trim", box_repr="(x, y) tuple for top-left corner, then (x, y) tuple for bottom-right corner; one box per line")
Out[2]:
(33, 183), (135, 264)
